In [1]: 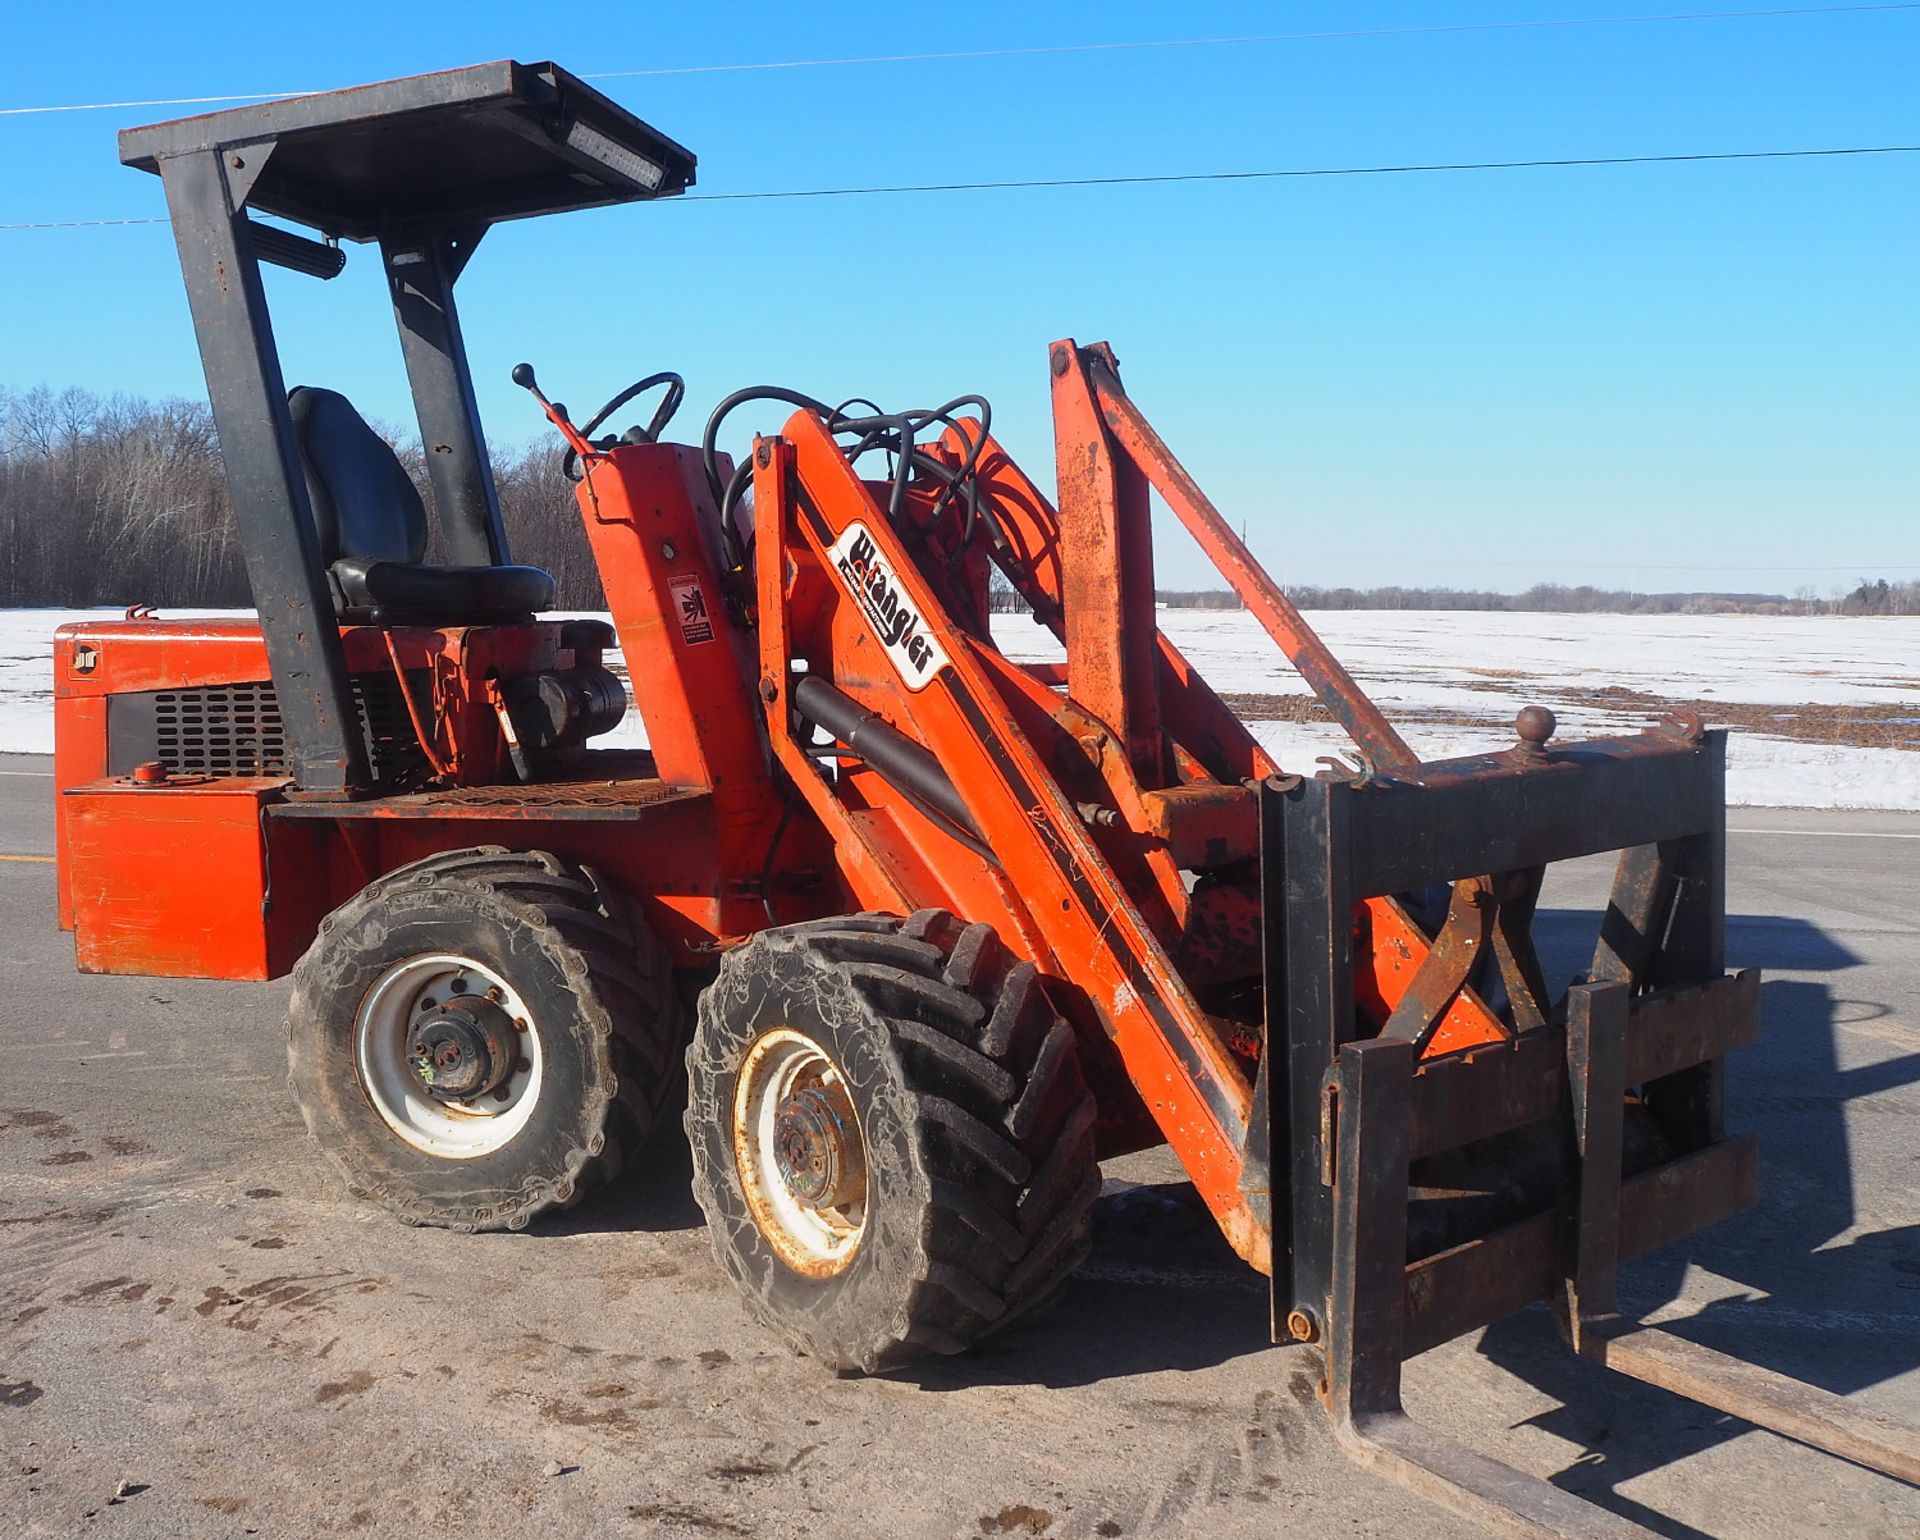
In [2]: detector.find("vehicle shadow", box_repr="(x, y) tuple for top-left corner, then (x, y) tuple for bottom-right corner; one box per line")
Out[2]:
(1470, 910), (1920, 1535)
(548, 898), (1919, 1535)
(908, 1173), (1272, 1392)
(902, 907), (1920, 1533)
(532, 1078), (708, 1236)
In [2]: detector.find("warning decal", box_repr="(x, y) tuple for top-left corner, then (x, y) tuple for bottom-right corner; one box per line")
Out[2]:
(670, 573), (715, 645)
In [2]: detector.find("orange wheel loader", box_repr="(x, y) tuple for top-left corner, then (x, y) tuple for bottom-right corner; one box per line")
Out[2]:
(51, 60), (1920, 1535)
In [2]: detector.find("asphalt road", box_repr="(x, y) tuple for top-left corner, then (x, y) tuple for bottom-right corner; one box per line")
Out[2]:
(2, 751), (1917, 1539)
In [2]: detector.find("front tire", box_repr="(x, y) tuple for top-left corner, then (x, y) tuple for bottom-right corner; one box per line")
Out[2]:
(685, 909), (1100, 1373)
(287, 846), (679, 1232)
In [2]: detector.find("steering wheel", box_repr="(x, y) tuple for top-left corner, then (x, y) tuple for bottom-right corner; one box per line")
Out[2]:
(563, 372), (686, 481)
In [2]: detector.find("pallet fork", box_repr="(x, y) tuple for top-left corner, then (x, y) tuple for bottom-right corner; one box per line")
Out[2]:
(1246, 536), (1920, 1537)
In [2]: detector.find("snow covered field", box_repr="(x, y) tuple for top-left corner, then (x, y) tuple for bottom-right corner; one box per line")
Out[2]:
(991, 609), (1920, 811)
(6, 607), (1919, 810)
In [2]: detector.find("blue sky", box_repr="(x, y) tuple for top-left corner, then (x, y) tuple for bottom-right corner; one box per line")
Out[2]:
(2, 2), (1915, 592)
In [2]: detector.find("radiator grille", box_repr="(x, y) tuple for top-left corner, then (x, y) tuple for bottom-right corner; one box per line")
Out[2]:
(153, 684), (285, 776)
(111, 674), (430, 786)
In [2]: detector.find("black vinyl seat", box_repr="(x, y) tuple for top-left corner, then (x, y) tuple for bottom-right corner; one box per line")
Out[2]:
(288, 386), (556, 623)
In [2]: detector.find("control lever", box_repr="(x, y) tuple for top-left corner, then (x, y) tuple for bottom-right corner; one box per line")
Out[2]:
(511, 362), (598, 463)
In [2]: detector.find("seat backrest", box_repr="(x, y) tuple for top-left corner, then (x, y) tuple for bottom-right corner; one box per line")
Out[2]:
(287, 386), (428, 565)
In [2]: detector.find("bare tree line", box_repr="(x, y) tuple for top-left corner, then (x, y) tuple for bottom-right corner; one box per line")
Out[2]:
(3, 386), (1912, 617)
(0, 386), (603, 609)
(1268, 580), (1920, 616)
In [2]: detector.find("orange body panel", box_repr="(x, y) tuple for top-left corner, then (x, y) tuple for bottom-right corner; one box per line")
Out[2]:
(51, 631), (798, 978)
(63, 778), (328, 979)
(275, 786), (735, 962)
(572, 442), (765, 797)
(565, 438), (808, 941)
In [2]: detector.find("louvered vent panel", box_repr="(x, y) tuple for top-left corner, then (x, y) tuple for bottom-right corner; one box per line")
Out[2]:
(133, 674), (429, 785)
(153, 685), (286, 777)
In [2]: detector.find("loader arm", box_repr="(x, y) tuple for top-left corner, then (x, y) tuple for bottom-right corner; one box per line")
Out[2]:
(740, 352), (1532, 1270)
(751, 422), (1266, 1263)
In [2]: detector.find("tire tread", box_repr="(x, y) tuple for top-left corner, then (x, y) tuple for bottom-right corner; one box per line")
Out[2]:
(686, 908), (1099, 1371)
(286, 846), (679, 1233)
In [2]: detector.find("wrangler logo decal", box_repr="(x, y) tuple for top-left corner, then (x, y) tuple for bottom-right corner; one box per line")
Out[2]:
(829, 521), (951, 691)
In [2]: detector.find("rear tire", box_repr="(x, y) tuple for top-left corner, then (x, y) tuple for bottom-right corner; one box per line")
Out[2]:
(685, 909), (1100, 1372)
(286, 846), (679, 1232)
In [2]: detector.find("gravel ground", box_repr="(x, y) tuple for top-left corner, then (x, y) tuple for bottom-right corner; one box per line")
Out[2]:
(3, 756), (1919, 1539)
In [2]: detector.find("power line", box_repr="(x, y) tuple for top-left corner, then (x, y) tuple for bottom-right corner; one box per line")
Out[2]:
(674, 144), (1920, 202)
(1, 4), (1913, 116)
(2, 217), (166, 230)
(3, 143), (1914, 231)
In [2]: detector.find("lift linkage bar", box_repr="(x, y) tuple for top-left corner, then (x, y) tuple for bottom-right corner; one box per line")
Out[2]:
(1074, 344), (1416, 771)
(1263, 726), (1920, 1534)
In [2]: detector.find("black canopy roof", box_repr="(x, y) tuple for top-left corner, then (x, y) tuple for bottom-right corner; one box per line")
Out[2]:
(119, 59), (695, 241)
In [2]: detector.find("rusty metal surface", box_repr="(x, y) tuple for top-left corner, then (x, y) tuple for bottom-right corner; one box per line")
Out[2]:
(1254, 706), (1872, 1531)
(1402, 1137), (1758, 1360)
(1344, 730), (1727, 900)
(1592, 842), (1671, 987)
(1403, 969), (1760, 1162)
(1488, 867), (1551, 1031)
(1357, 896), (1511, 1057)
(1559, 968), (1920, 1486)
(1330, 1411), (1651, 1539)
(1623, 969), (1762, 1081)
(1406, 1037), (1563, 1162)
(1380, 877), (1515, 1053)
(1322, 1036), (1651, 1538)
(1559, 982), (1629, 1356)
(1051, 342), (1168, 785)
(1614, 1134), (1760, 1262)
(1141, 783), (1258, 869)
(1325, 1037), (1416, 1419)
(1171, 880), (1263, 990)
(1591, 1328), (1920, 1486)
(269, 753), (706, 822)
(1081, 349), (1416, 772)
(1266, 740), (1738, 1344)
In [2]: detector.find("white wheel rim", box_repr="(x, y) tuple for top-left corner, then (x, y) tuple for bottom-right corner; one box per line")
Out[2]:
(353, 952), (543, 1159)
(731, 1028), (868, 1277)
